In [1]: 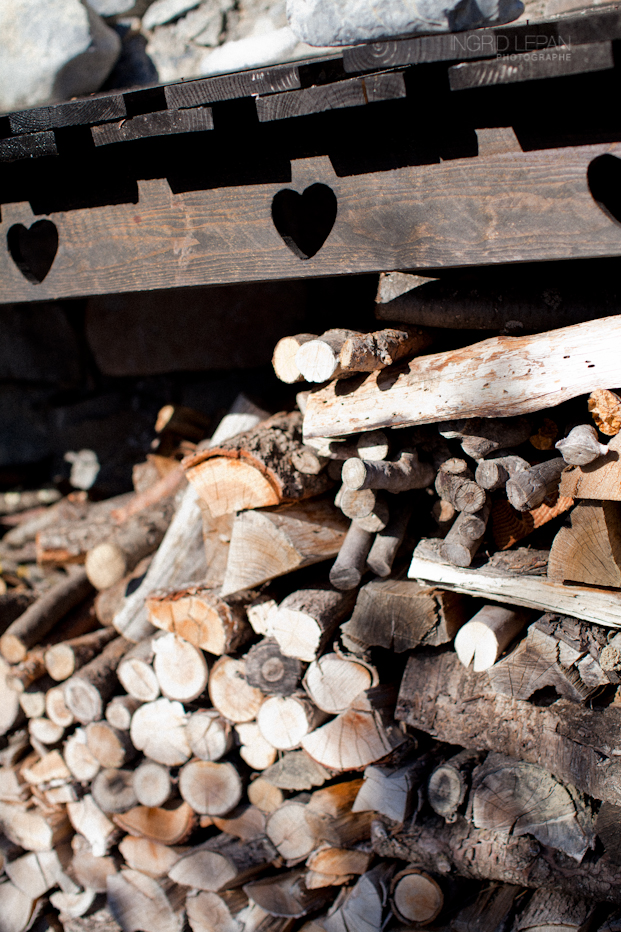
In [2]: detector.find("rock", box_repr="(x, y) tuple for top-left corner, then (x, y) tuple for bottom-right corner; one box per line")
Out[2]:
(0, 0), (121, 111)
(88, 0), (139, 15)
(85, 281), (311, 376)
(0, 304), (82, 386)
(142, 0), (203, 29)
(286, 0), (524, 46)
(104, 23), (159, 89)
(199, 25), (298, 73)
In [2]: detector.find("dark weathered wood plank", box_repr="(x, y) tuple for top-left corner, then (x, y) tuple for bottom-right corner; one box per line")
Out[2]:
(165, 64), (302, 109)
(255, 73), (406, 122)
(449, 40), (614, 90)
(8, 95), (126, 135)
(91, 108), (214, 146)
(0, 132), (57, 163)
(343, 5), (621, 71)
(3, 141), (621, 301)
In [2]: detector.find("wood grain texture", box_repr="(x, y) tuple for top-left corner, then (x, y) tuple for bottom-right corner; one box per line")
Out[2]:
(408, 554), (621, 629)
(303, 316), (621, 438)
(91, 108), (213, 146)
(0, 132), (57, 163)
(449, 41), (614, 90)
(4, 141), (621, 301)
(164, 64), (302, 109)
(8, 95), (126, 135)
(255, 73), (406, 122)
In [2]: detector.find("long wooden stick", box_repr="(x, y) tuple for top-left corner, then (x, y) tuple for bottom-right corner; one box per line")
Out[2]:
(303, 316), (621, 439)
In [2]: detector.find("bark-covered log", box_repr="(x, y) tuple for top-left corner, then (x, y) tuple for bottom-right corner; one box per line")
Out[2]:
(454, 605), (533, 672)
(169, 835), (276, 892)
(438, 417), (533, 460)
(427, 750), (483, 823)
(244, 868), (333, 918)
(270, 588), (356, 662)
(439, 500), (490, 567)
(366, 497), (414, 577)
(117, 636), (160, 702)
(245, 640), (302, 696)
(475, 454), (530, 492)
(506, 458), (566, 512)
(147, 584), (251, 656)
(329, 521), (373, 591)
(342, 451), (434, 494)
(372, 811), (621, 904)
(44, 627), (117, 682)
(184, 413), (333, 517)
(295, 329), (359, 383)
(272, 333), (318, 384)
(396, 650), (621, 807)
(63, 637), (129, 724)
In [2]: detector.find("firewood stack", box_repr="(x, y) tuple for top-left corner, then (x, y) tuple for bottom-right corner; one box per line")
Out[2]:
(2, 295), (621, 932)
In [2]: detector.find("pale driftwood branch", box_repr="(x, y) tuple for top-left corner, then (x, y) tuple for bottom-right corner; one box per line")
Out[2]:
(303, 317), (621, 439)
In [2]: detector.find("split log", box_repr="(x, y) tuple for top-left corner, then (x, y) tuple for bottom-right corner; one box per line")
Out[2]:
(373, 810), (621, 905)
(366, 497), (415, 577)
(0, 592), (36, 638)
(246, 598), (278, 637)
(244, 868), (333, 918)
(261, 751), (329, 792)
(295, 329), (359, 383)
(179, 760), (242, 816)
(321, 862), (395, 932)
(302, 317), (621, 439)
(187, 710), (233, 762)
(0, 880), (35, 932)
(22, 749), (70, 785)
(235, 723), (277, 771)
(555, 424), (609, 465)
(470, 753), (593, 861)
(63, 636), (129, 724)
(18, 686), (47, 720)
(487, 613), (612, 702)
(113, 484), (208, 643)
(113, 801), (195, 845)
(92, 768), (138, 814)
(329, 522), (373, 591)
(548, 501), (621, 588)
(353, 753), (439, 823)
(44, 627), (117, 682)
(266, 801), (318, 860)
(339, 327), (432, 373)
(491, 495), (574, 550)
(0, 799), (71, 851)
(272, 334), (318, 384)
(169, 835), (276, 892)
(513, 888), (597, 932)
(475, 454), (530, 491)
(28, 717), (64, 745)
(221, 498), (348, 596)
(342, 577), (466, 653)
(50, 890), (97, 921)
(390, 868), (444, 926)
(560, 431), (621, 501)
(213, 805), (266, 841)
(133, 760), (172, 808)
(307, 846), (371, 880)
(407, 553), (621, 628)
(7, 650), (47, 693)
(185, 889), (249, 932)
(107, 869), (185, 932)
(439, 500), (490, 568)
(258, 695), (327, 751)
(396, 649), (621, 808)
(0, 569), (93, 663)
(247, 779), (285, 812)
(208, 656), (265, 723)
(342, 451), (434, 493)
(86, 721), (136, 769)
(63, 727), (100, 782)
(303, 654), (377, 714)
(454, 605), (533, 672)
(270, 588), (356, 663)
(105, 695), (141, 731)
(67, 794), (117, 856)
(427, 750), (483, 823)
(595, 802), (621, 865)
(449, 880), (523, 932)
(130, 697), (191, 766)
(6, 846), (75, 899)
(85, 495), (176, 591)
(147, 584), (251, 655)
(245, 640), (302, 696)
(184, 413), (332, 517)
(118, 836), (182, 878)
(589, 388), (621, 437)
(117, 636), (160, 702)
(152, 632), (209, 703)
(506, 458), (566, 512)
(301, 687), (405, 772)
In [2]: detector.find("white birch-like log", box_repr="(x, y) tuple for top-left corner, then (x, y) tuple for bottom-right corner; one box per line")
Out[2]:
(454, 604), (533, 671)
(296, 329), (358, 383)
(303, 316), (621, 439)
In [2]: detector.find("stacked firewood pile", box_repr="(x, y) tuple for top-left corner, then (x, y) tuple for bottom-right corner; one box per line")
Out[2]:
(2, 286), (621, 932)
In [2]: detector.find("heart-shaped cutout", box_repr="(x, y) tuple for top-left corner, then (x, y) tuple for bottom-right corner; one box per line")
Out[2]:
(7, 219), (58, 283)
(272, 183), (337, 259)
(588, 154), (621, 225)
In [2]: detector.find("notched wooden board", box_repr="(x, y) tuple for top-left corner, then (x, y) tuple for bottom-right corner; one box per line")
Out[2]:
(255, 73), (406, 122)
(91, 108), (214, 146)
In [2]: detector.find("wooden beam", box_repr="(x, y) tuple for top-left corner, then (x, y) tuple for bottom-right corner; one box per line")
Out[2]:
(9, 94), (126, 135)
(303, 316), (621, 439)
(91, 109), (213, 146)
(255, 74), (406, 122)
(408, 554), (621, 629)
(5, 140), (621, 300)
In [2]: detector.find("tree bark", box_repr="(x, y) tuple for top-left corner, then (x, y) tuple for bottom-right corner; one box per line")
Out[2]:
(556, 424), (609, 465)
(439, 500), (490, 567)
(366, 497), (414, 577)
(245, 639), (302, 696)
(560, 431), (621, 501)
(342, 451), (434, 494)
(63, 637), (129, 724)
(329, 522), (373, 591)
(44, 627), (117, 682)
(506, 458), (566, 512)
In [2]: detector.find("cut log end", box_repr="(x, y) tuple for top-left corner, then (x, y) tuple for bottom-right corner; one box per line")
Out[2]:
(85, 543), (128, 592)
(391, 869), (444, 925)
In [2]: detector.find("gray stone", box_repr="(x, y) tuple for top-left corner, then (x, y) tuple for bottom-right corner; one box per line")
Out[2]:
(286, 0), (524, 46)
(0, 0), (121, 111)
(87, 0), (137, 15)
(142, 0), (202, 29)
